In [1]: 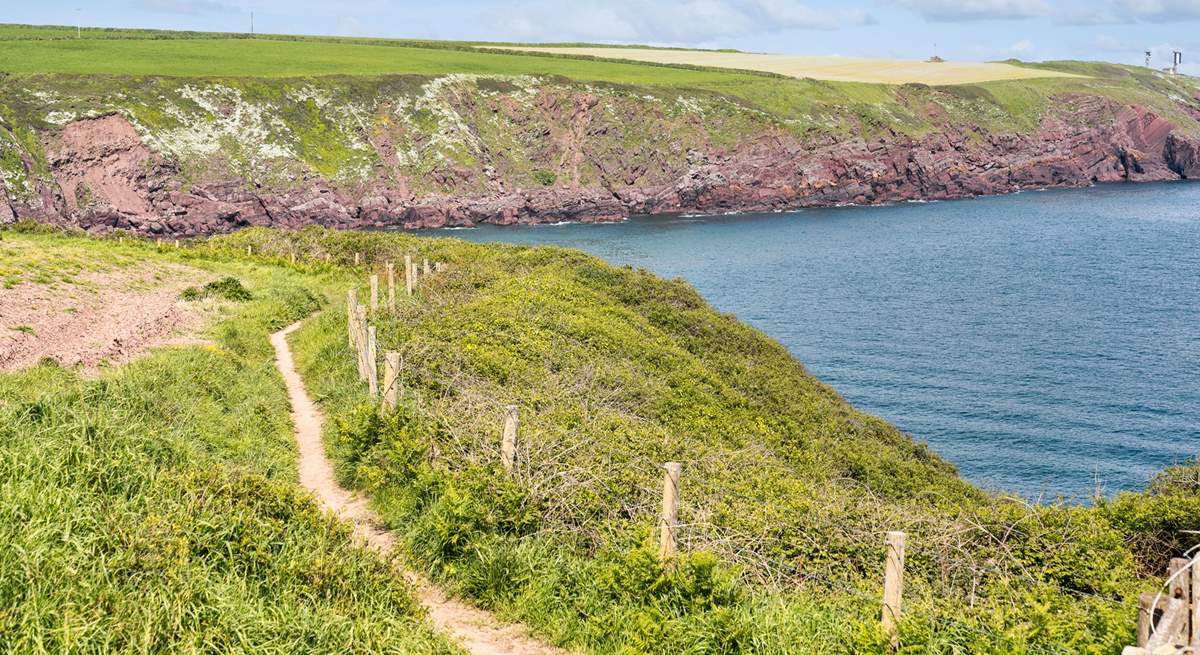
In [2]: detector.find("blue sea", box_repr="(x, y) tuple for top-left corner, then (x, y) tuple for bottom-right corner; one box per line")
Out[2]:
(423, 183), (1200, 499)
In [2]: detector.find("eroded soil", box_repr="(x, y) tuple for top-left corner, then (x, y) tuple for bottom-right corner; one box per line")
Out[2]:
(0, 263), (211, 373)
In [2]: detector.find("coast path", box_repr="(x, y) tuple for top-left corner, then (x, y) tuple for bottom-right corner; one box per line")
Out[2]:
(271, 321), (572, 655)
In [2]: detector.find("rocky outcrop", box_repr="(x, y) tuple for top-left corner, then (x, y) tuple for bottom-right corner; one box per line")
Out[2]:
(8, 88), (1200, 235)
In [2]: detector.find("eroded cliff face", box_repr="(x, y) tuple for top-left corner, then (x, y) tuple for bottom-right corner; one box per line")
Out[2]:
(2, 74), (1199, 235)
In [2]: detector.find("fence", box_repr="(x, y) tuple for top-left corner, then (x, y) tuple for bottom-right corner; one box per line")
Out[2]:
(1125, 552), (1200, 655)
(342, 263), (916, 649)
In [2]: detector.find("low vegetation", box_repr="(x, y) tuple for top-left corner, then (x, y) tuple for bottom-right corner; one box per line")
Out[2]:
(180, 275), (253, 301)
(3, 189), (1200, 654)
(0, 229), (458, 654)
(205, 226), (1200, 655)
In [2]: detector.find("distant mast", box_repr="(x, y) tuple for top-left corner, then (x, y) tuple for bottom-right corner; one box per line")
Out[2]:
(1145, 50), (1152, 68)
(250, 11), (255, 37)
(1173, 50), (1182, 75)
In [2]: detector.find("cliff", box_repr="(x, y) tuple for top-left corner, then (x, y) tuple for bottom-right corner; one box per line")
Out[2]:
(2, 63), (1199, 235)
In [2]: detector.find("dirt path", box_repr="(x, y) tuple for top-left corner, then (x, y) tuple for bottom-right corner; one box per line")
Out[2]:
(270, 322), (572, 655)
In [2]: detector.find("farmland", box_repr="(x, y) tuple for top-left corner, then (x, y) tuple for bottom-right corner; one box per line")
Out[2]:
(485, 46), (1085, 85)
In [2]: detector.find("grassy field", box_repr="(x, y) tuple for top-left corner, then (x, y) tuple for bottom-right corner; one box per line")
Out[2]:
(0, 22), (1100, 86)
(0, 226), (458, 654)
(486, 47), (1084, 84)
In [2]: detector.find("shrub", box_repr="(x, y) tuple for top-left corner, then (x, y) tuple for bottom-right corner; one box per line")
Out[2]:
(181, 275), (254, 301)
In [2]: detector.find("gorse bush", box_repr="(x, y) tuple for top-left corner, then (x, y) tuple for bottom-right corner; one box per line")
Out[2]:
(181, 275), (254, 301)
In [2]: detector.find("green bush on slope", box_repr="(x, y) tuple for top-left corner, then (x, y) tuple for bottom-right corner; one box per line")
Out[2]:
(247, 226), (1187, 655)
(0, 232), (457, 655)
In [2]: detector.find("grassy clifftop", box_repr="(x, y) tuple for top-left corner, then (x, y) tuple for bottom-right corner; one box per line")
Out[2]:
(4, 224), (1199, 653)
(219, 226), (1199, 654)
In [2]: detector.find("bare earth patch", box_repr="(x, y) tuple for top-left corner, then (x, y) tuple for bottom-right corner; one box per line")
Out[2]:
(0, 263), (212, 373)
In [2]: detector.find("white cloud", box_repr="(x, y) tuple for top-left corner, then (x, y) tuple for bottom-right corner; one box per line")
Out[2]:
(1009, 38), (1034, 53)
(894, 0), (1051, 21)
(1056, 0), (1200, 23)
(484, 0), (874, 44)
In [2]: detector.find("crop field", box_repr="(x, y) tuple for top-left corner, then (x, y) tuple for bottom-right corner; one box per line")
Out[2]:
(487, 46), (1085, 85)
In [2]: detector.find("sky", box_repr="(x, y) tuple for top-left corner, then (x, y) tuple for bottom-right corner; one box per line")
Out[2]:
(5, 0), (1198, 74)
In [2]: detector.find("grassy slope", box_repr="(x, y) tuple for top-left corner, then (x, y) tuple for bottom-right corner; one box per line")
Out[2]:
(0, 228), (458, 654)
(205, 226), (1200, 655)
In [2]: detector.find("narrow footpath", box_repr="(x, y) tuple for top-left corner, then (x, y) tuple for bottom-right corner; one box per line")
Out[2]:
(271, 321), (571, 655)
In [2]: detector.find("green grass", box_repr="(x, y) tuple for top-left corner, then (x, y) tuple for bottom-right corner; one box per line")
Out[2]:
(7, 225), (1200, 653)
(0, 37), (779, 84)
(205, 225), (1199, 655)
(0, 230), (459, 654)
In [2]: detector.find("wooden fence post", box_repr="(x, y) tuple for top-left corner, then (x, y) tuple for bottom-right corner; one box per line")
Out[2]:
(423, 258), (431, 275)
(354, 252), (361, 266)
(366, 326), (378, 397)
(501, 405), (518, 473)
(355, 306), (368, 382)
(290, 252), (296, 265)
(1168, 558), (1191, 645)
(346, 289), (358, 348)
(1149, 598), (1189, 651)
(1138, 592), (1156, 647)
(387, 261), (396, 312)
(174, 239), (180, 249)
(405, 255), (414, 296)
(370, 274), (379, 314)
(881, 530), (906, 649)
(246, 245), (252, 256)
(1191, 557), (1199, 647)
(382, 352), (400, 412)
(659, 462), (682, 562)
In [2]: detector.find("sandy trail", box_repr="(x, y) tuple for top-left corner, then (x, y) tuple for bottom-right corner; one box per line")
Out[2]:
(270, 321), (572, 655)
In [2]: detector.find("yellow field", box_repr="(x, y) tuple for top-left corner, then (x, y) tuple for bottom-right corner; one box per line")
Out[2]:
(486, 47), (1083, 85)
